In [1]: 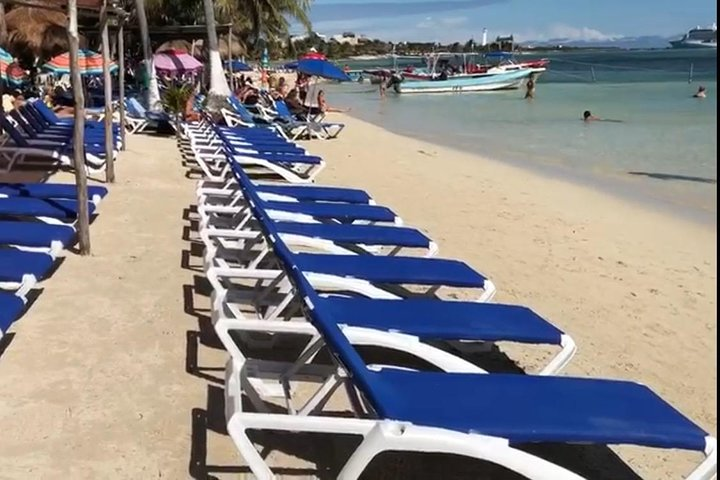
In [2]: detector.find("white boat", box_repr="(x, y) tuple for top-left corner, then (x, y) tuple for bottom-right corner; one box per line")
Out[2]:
(669, 23), (717, 49)
(392, 68), (533, 94)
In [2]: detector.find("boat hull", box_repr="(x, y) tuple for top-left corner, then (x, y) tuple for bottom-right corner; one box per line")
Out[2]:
(669, 40), (717, 49)
(395, 69), (533, 94)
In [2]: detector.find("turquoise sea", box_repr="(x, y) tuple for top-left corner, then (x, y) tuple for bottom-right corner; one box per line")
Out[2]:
(326, 49), (717, 222)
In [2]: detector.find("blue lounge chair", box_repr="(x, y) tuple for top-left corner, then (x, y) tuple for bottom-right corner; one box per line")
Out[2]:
(0, 290), (27, 341)
(0, 114), (107, 174)
(0, 250), (55, 285)
(275, 99), (345, 140)
(0, 221), (76, 257)
(0, 197), (97, 219)
(221, 241), (716, 480)
(0, 183), (108, 205)
(124, 97), (175, 134)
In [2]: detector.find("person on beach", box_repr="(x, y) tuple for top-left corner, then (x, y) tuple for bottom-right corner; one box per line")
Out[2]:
(693, 85), (707, 98)
(271, 77), (289, 100)
(379, 74), (387, 99)
(317, 90), (350, 114)
(583, 110), (623, 123)
(525, 74), (536, 99)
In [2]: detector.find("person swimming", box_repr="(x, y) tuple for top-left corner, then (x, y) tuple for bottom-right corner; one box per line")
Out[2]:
(693, 85), (707, 98)
(583, 110), (622, 123)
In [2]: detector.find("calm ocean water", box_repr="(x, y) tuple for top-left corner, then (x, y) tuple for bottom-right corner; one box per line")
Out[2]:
(326, 50), (717, 221)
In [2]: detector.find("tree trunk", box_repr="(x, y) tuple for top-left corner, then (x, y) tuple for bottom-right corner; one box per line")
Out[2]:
(118, 23), (127, 151)
(0, 2), (8, 46)
(203, 0), (231, 105)
(134, 0), (161, 111)
(101, 8), (115, 182)
(68, 0), (91, 254)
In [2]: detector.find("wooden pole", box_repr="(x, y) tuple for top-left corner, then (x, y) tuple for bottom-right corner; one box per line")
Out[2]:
(118, 22), (127, 150)
(101, 6), (115, 182)
(68, 0), (91, 254)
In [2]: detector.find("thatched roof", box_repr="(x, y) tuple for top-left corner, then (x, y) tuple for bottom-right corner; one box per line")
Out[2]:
(5, 6), (87, 60)
(156, 39), (193, 54)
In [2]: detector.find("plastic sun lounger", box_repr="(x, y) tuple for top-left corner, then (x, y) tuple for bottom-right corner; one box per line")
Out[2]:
(0, 197), (98, 219)
(0, 249), (56, 289)
(275, 100), (346, 140)
(0, 115), (107, 174)
(0, 289), (28, 341)
(29, 100), (114, 130)
(223, 246), (717, 480)
(186, 130), (325, 184)
(16, 107), (122, 151)
(0, 183), (108, 204)
(197, 183), (374, 207)
(0, 221), (77, 257)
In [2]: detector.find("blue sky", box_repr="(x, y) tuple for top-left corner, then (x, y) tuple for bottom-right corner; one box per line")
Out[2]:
(303, 0), (718, 43)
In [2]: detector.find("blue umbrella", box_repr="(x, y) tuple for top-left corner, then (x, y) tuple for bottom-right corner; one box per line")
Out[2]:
(297, 59), (352, 82)
(226, 60), (252, 72)
(282, 61), (298, 70)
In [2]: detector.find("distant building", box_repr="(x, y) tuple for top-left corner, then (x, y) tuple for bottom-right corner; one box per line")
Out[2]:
(493, 34), (515, 51)
(329, 32), (368, 46)
(290, 32), (327, 43)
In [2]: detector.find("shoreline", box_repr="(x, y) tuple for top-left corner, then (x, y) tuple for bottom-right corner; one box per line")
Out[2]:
(339, 108), (717, 227)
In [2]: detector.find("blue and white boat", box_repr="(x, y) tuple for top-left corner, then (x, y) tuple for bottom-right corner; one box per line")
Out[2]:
(392, 68), (534, 94)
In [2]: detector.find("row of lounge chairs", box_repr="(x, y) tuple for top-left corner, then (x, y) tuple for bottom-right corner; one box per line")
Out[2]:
(180, 117), (716, 479)
(0, 99), (120, 174)
(0, 183), (108, 344)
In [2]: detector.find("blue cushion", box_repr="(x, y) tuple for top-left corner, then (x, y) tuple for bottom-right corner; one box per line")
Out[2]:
(363, 369), (709, 452)
(237, 153), (322, 165)
(292, 253), (487, 288)
(0, 250), (54, 282)
(275, 222), (430, 248)
(0, 183), (108, 200)
(262, 201), (396, 223)
(0, 221), (76, 248)
(256, 185), (371, 204)
(0, 292), (25, 334)
(0, 198), (96, 218)
(313, 296), (563, 344)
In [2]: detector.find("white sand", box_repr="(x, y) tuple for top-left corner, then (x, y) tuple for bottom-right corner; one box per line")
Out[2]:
(0, 116), (715, 478)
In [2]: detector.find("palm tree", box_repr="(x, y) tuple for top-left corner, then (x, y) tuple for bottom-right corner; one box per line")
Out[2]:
(134, 0), (162, 110)
(203, 0), (232, 102)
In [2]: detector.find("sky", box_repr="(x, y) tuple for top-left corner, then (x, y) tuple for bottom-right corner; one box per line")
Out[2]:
(302, 0), (718, 43)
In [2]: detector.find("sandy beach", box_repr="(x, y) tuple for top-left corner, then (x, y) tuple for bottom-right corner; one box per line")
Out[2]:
(0, 115), (716, 478)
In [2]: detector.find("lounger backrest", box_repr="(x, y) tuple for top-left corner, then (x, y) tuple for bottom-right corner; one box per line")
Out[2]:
(126, 98), (147, 118)
(227, 96), (256, 124)
(25, 102), (52, 128)
(0, 114), (31, 147)
(33, 100), (62, 124)
(9, 110), (38, 138)
(19, 106), (49, 134)
(274, 100), (293, 119)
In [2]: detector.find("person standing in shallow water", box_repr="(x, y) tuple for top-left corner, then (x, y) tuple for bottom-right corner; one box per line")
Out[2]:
(525, 73), (536, 99)
(693, 85), (707, 98)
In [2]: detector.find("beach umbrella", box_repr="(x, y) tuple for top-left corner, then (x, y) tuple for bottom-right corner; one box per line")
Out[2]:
(283, 61), (299, 70)
(6, 63), (30, 87)
(154, 49), (203, 75)
(301, 51), (326, 61)
(43, 49), (118, 76)
(0, 47), (13, 80)
(226, 59), (252, 72)
(297, 58), (352, 82)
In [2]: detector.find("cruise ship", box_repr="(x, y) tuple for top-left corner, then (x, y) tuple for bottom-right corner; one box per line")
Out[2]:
(669, 23), (717, 49)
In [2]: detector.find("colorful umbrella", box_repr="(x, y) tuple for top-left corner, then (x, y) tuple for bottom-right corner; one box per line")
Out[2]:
(301, 51), (327, 61)
(6, 63), (29, 87)
(297, 58), (352, 82)
(0, 47), (13, 80)
(153, 49), (203, 74)
(43, 49), (118, 76)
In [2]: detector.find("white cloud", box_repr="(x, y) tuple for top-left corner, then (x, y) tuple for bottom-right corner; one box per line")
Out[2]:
(513, 24), (620, 42)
